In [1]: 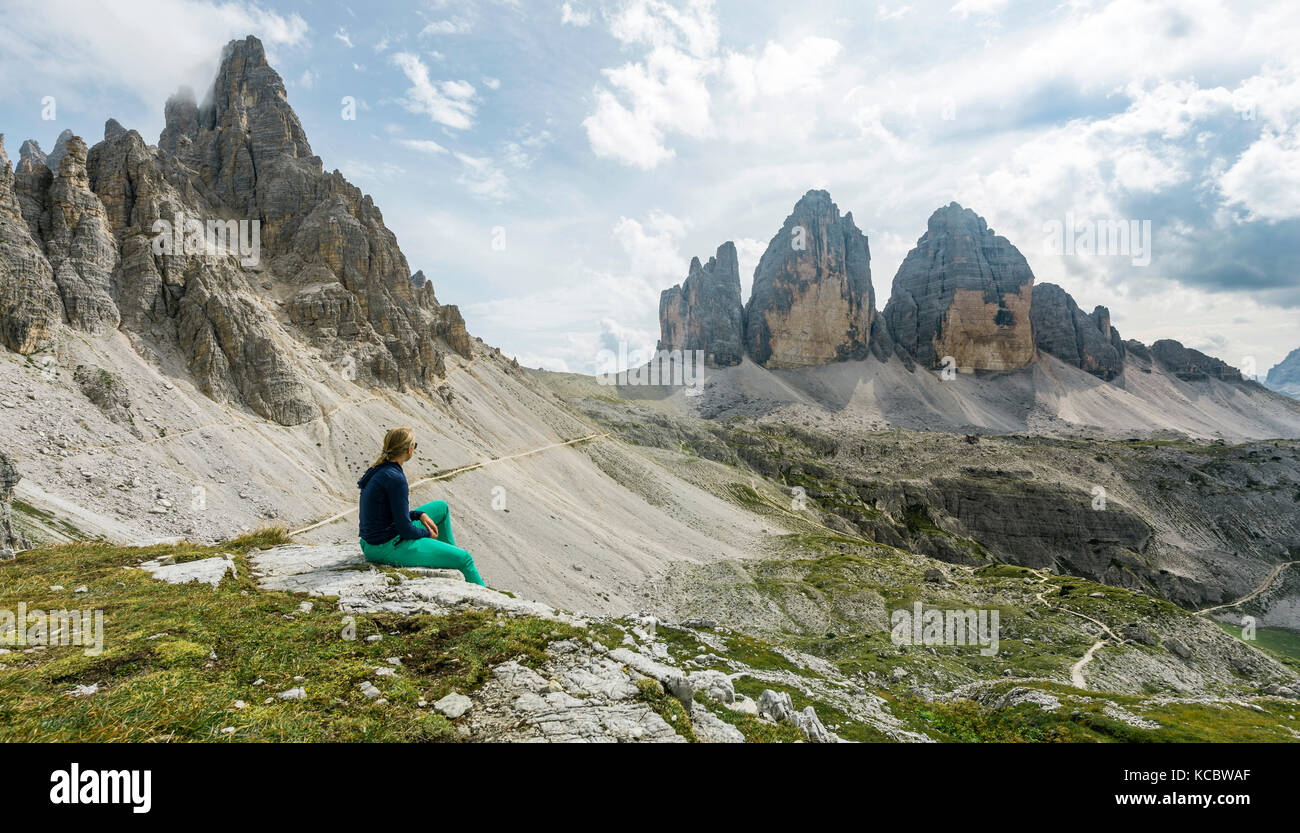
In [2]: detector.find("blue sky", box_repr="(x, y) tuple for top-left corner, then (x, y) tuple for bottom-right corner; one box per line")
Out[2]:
(2, 0), (1298, 376)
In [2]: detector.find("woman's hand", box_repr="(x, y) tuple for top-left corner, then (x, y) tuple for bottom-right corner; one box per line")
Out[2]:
(419, 513), (439, 538)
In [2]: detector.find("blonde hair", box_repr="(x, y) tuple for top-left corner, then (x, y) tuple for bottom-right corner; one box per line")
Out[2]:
(372, 426), (415, 467)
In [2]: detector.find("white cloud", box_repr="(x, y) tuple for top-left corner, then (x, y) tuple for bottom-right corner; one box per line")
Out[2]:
(341, 160), (407, 185)
(420, 17), (473, 37)
(584, 89), (678, 169)
(580, 1), (719, 169)
(455, 153), (511, 201)
(725, 37), (842, 101)
(334, 28), (354, 48)
(561, 2), (592, 27)
(950, 0), (1009, 17)
(396, 138), (449, 155)
(483, 77), (501, 90)
(392, 52), (477, 130)
(581, 2), (849, 168)
(1219, 129), (1300, 221)
(0, 0), (308, 114)
(613, 211), (688, 281)
(297, 70), (314, 89)
(876, 4), (914, 21)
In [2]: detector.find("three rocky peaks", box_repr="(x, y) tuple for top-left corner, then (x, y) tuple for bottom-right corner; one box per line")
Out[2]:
(658, 191), (1244, 383)
(0, 36), (471, 427)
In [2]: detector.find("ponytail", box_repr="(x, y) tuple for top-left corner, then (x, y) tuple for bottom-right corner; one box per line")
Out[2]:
(372, 426), (415, 467)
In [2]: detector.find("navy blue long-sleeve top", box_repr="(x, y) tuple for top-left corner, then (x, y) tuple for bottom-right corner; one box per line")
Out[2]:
(357, 462), (430, 545)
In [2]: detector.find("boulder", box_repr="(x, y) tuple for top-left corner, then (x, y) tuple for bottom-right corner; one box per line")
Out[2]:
(433, 692), (473, 719)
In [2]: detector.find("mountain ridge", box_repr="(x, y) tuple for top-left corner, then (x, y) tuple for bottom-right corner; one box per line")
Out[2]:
(653, 195), (1300, 439)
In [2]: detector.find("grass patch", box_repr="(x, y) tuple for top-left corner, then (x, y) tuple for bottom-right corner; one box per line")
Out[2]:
(0, 537), (579, 742)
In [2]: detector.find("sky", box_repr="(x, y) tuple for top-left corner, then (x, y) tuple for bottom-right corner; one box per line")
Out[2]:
(1, 0), (1298, 377)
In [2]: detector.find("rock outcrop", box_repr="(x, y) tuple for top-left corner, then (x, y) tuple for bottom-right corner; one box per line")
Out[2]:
(1265, 348), (1300, 398)
(1148, 340), (1243, 382)
(744, 190), (875, 368)
(73, 364), (141, 437)
(1, 36), (472, 426)
(1031, 283), (1125, 380)
(657, 241), (744, 367)
(0, 135), (62, 355)
(883, 203), (1036, 372)
(0, 450), (23, 551)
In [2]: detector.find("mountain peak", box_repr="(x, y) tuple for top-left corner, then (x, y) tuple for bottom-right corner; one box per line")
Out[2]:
(744, 191), (875, 368)
(883, 203), (1035, 371)
(658, 241), (744, 367)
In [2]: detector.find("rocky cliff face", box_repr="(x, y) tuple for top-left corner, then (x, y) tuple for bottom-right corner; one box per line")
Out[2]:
(1266, 348), (1300, 398)
(1031, 283), (1126, 380)
(1148, 340), (1243, 382)
(0, 136), (62, 355)
(883, 203), (1036, 372)
(0, 450), (21, 552)
(0, 36), (469, 426)
(657, 241), (744, 367)
(743, 190), (875, 369)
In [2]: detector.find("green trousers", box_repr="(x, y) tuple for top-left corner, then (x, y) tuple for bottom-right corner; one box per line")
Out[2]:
(359, 500), (485, 586)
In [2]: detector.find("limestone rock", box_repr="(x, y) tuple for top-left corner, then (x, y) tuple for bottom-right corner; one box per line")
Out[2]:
(658, 241), (745, 367)
(690, 704), (745, 742)
(40, 135), (121, 333)
(883, 203), (1036, 372)
(433, 691), (473, 719)
(1031, 283), (1125, 380)
(0, 450), (23, 549)
(45, 129), (75, 173)
(744, 190), (875, 368)
(0, 135), (61, 354)
(0, 36), (478, 428)
(1149, 340), (1242, 382)
(756, 688), (839, 742)
(73, 364), (139, 435)
(103, 119), (127, 142)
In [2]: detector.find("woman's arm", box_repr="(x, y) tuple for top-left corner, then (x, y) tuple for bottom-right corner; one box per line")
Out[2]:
(384, 471), (431, 540)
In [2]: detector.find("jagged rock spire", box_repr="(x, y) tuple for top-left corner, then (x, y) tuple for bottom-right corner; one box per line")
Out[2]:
(744, 189), (875, 368)
(658, 241), (744, 367)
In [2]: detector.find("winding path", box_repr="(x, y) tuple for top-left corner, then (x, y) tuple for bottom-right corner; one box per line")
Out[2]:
(1196, 560), (1299, 616)
(287, 432), (609, 537)
(1028, 569), (1122, 690)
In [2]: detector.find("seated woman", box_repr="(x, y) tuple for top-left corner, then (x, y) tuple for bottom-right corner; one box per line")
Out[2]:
(356, 427), (485, 586)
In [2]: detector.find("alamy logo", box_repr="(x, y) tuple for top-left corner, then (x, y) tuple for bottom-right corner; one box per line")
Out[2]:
(595, 343), (706, 393)
(891, 602), (1000, 656)
(151, 212), (261, 267)
(50, 764), (151, 813)
(1042, 214), (1152, 267)
(1, 604), (103, 655)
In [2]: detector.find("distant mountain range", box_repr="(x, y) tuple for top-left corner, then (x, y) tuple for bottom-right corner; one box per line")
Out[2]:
(1266, 348), (1300, 399)
(656, 191), (1300, 438)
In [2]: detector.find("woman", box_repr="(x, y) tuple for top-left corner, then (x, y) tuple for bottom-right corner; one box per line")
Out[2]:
(356, 427), (485, 586)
